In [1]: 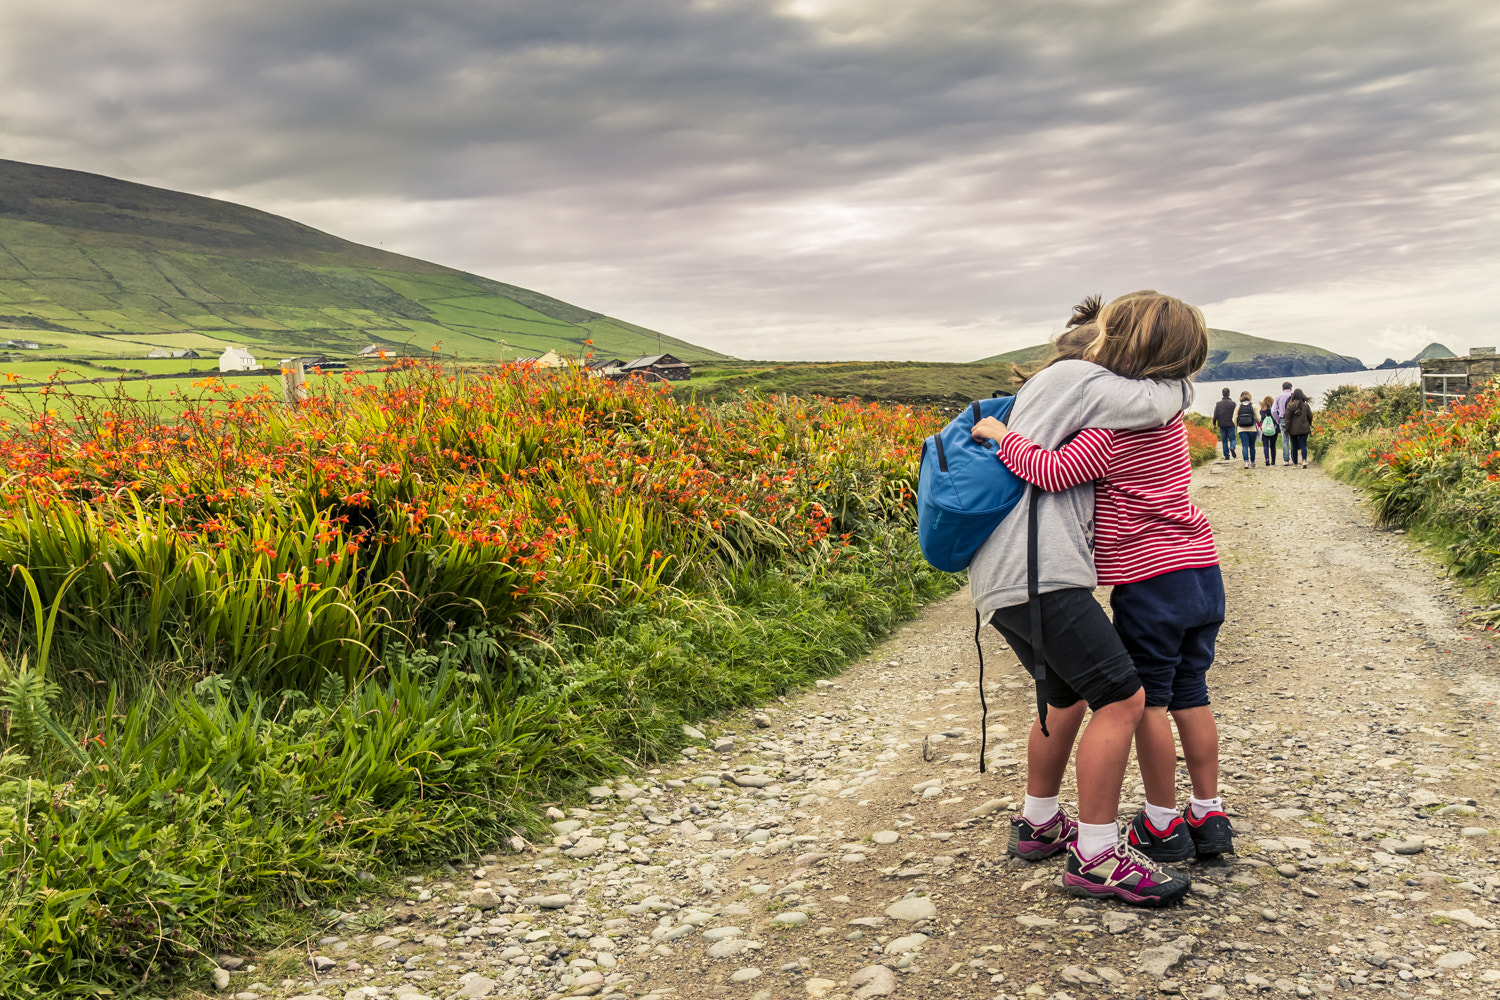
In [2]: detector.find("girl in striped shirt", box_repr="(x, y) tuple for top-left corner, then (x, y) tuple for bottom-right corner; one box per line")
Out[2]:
(973, 292), (1235, 865)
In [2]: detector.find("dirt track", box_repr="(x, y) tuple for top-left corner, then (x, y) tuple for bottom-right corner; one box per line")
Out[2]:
(231, 460), (1500, 1000)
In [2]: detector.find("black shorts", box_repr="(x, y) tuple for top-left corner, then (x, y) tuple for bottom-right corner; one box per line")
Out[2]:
(990, 588), (1142, 712)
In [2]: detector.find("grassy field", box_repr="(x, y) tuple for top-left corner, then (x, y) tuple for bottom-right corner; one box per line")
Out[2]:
(678, 359), (1019, 408)
(0, 159), (728, 365)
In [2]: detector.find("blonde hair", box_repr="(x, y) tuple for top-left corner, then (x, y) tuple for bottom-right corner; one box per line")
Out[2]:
(1261, 395), (1274, 409)
(1084, 291), (1209, 382)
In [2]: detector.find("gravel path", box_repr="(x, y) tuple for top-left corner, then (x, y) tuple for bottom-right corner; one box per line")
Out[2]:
(227, 462), (1500, 1000)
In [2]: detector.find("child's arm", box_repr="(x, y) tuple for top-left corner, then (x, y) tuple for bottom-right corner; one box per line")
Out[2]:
(1072, 366), (1194, 430)
(970, 420), (1114, 492)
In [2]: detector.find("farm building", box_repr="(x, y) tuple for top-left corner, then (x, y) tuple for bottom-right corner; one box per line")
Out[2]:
(585, 358), (626, 375)
(219, 346), (258, 372)
(3, 340), (40, 350)
(1421, 348), (1500, 408)
(515, 350), (567, 368)
(617, 354), (692, 381)
(281, 356), (349, 371)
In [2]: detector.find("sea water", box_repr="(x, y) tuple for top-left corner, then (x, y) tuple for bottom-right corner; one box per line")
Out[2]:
(1188, 367), (1418, 418)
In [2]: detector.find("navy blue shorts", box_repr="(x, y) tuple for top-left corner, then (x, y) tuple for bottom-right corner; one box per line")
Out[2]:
(1108, 565), (1225, 711)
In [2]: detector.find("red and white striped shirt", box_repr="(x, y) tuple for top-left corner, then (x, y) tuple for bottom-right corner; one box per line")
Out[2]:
(996, 416), (1218, 585)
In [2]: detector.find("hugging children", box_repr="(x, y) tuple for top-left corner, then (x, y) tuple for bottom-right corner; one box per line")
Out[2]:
(969, 291), (1233, 907)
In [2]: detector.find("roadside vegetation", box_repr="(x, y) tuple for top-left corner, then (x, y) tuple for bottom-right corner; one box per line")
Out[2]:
(0, 362), (951, 996)
(1303, 380), (1500, 596)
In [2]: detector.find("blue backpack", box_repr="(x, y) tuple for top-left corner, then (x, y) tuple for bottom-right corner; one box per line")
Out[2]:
(917, 397), (1025, 573)
(917, 393), (1059, 766)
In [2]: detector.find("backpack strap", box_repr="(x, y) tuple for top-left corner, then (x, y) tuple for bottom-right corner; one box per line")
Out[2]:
(1027, 486), (1050, 738)
(975, 608), (987, 774)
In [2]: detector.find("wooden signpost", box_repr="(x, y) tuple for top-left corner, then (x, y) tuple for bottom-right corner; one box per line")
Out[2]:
(282, 359), (308, 409)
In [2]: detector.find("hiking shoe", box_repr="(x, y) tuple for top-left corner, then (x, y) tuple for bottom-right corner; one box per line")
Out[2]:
(1063, 842), (1191, 907)
(1185, 807), (1236, 857)
(1007, 810), (1078, 861)
(1125, 810), (1195, 863)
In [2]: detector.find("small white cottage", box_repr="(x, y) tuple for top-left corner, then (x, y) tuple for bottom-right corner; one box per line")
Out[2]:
(218, 346), (258, 372)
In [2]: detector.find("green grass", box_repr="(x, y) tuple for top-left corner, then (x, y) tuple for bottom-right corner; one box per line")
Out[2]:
(677, 359), (1018, 407)
(0, 160), (730, 365)
(0, 522), (954, 999)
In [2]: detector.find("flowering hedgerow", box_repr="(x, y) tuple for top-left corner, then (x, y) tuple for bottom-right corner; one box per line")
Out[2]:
(0, 360), (942, 692)
(1314, 378), (1500, 589)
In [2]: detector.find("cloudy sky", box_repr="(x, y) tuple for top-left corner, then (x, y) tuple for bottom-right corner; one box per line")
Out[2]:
(1, 0), (1496, 362)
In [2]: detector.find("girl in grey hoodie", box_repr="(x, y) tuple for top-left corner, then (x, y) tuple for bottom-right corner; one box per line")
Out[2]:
(969, 292), (1207, 906)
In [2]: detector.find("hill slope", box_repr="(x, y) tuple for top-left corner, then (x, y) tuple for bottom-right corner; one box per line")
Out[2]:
(681, 360), (1017, 409)
(1375, 342), (1456, 369)
(980, 328), (1365, 380)
(0, 159), (725, 363)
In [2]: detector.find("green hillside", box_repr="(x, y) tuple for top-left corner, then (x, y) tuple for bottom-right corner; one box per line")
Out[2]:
(1414, 342), (1456, 361)
(980, 328), (1365, 380)
(680, 359), (1017, 408)
(0, 159), (726, 363)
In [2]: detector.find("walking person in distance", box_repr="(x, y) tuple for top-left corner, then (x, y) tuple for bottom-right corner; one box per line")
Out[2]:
(1258, 396), (1279, 467)
(1235, 391), (1259, 469)
(1271, 381), (1294, 466)
(1284, 388), (1314, 467)
(1212, 388), (1238, 461)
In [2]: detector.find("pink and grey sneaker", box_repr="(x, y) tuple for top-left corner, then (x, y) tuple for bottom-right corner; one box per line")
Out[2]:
(1006, 809), (1078, 861)
(1063, 841), (1192, 907)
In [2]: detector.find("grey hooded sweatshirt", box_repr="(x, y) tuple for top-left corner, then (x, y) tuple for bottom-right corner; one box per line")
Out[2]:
(968, 359), (1195, 615)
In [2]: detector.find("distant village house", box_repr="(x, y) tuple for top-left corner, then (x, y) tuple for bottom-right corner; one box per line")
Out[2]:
(218, 346), (258, 372)
(281, 356), (349, 371)
(149, 348), (201, 359)
(584, 358), (626, 376)
(2, 339), (40, 350)
(614, 354), (692, 382)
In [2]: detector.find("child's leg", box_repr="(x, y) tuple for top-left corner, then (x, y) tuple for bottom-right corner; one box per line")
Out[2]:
(1073, 688), (1145, 824)
(993, 591), (1142, 831)
(1134, 706), (1178, 809)
(1025, 700), (1087, 799)
(1169, 705), (1220, 801)
(1170, 616), (1225, 806)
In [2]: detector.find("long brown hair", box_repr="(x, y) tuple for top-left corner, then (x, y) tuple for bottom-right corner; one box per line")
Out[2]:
(1085, 291), (1209, 381)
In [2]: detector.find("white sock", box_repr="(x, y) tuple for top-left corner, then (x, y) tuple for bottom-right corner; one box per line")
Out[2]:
(1144, 801), (1179, 830)
(1022, 794), (1060, 825)
(1076, 821), (1118, 859)
(1189, 796), (1223, 819)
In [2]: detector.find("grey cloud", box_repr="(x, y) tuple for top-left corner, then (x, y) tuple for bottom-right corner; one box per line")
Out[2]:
(0, 0), (1496, 359)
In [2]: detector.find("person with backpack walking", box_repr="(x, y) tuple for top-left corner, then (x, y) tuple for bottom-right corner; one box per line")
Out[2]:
(968, 291), (1201, 907)
(1284, 387), (1314, 466)
(975, 296), (1236, 870)
(1272, 381), (1294, 465)
(1212, 387), (1237, 460)
(1234, 391), (1259, 468)
(1258, 396), (1279, 466)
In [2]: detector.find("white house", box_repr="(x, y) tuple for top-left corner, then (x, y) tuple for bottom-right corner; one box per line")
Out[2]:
(219, 346), (258, 372)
